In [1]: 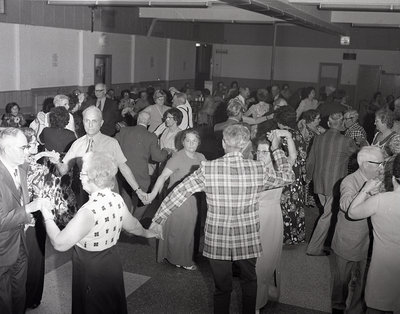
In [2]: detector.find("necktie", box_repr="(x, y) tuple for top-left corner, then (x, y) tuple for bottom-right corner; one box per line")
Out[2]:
(86, 138), (94, 153)
(13, 169), (23, 205)
(96, 99), (102, 111)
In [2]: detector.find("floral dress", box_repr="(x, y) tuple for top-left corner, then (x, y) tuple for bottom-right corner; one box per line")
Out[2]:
(1, 113), (26, 128)
(280, 128), (307, 245)
(27, 157), (77, 228)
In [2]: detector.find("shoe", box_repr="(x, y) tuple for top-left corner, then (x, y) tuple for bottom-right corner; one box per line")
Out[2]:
(27, 303), (40, 309)
(332, 308), (344, 314)
(176, 264), (197, 271)
(306, 250), (330, 256)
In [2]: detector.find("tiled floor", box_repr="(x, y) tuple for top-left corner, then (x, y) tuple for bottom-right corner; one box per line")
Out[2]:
(27, 204), (333, 314)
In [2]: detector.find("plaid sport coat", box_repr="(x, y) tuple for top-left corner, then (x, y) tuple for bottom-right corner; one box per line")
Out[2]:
(153, 149), (295, 261)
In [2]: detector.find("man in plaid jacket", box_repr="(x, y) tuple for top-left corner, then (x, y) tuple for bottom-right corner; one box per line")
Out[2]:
(150, 124), (295, 314)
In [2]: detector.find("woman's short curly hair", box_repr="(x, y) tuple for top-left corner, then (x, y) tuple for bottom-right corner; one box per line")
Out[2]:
(375, 108), (394, 129)
(153, 89), (167, 102)
(163, 108), (183, 125)
(49, 106), (70, 129)
(274, 106), (297, 129)
(5, 102), (20, 114)
(181, 128), (201, 147)
(302, 109), (320, 124)
(82, 152), (118, 189)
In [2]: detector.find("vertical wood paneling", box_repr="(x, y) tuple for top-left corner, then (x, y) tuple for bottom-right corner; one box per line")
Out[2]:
(53, 5), (66, 28)
(64, 6), (75, 30)
(31, 1), (45, 26)
(43, 4), (55, 27)
(20, 0), (31, 25)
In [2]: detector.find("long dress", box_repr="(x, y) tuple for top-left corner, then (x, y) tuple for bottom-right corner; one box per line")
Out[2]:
(256, 187), (284, 310)
(72, 189), (127, 314)
(25, 156), (77, 308)
(157, 149), (206, 267)
(361, 193), (400, 311)
(281, 128), (307, 245)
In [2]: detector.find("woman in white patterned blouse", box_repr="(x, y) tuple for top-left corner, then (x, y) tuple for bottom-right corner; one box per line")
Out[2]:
(40, 152), (157, 314)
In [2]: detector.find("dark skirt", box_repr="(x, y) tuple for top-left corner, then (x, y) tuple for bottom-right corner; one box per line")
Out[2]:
(72, 245), (127, 314)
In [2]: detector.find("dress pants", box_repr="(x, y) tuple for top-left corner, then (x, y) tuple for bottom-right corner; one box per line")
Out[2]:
(331, 253), (367, 314)
(25, 219), (46, 308)
(307, 194), (333, 254)
(209, 258), (257, 314)
(0, 241), (28, 314)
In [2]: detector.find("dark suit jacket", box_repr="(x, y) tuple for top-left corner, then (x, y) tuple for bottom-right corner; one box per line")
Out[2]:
(0, 161), (30, 267)
(115, 125), (168, 191)
(82, 98), (122, 137)
(306, 129), (357, 196)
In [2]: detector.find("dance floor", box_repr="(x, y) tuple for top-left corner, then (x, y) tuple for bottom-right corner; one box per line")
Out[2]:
(26, 205), (334, 314)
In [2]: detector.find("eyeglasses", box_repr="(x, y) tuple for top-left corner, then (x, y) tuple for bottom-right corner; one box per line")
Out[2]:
(95, 89), (104, 92)
(256, 150), (269, 154)
(367, 160), (385, 167)
(17, 145), (30, 151)
(80, 172), (88, 178)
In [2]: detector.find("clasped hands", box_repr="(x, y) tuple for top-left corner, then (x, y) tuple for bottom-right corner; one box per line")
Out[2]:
(25, 197), (55, 221)
(267, 129), (292, 149)
(136, 190), (156, 205)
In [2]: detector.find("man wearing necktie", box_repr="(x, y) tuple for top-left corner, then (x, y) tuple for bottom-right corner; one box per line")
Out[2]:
(0, 128), (52, 314)
(81, 83), (122, 137)
(57, 106), (147, 207)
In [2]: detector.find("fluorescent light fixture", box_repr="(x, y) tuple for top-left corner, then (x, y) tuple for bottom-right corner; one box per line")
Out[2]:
(351, 23), (400, 28)
(47, 0), (217, 7)
(196, 43), (201, 47)
(319, 3), (400, 12)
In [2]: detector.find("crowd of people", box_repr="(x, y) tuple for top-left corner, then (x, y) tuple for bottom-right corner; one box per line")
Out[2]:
(0, 80), (399, 314)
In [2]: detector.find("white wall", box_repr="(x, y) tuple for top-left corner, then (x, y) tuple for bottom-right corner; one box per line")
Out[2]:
(81, 31), (132, 86)
(0, 22), (197, 93)
(212, 44), (400, 85)
(134, 36), (168, 83)
(0, 23), (18, 91)
(169, 39), (196, 81)
(213, 44), (271, 80)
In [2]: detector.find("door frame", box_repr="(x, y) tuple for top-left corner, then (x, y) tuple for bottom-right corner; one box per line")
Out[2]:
(94, 54), (112, 88)
(318, 62), (342, 96)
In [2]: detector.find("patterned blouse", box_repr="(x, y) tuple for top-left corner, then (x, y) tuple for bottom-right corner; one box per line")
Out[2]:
(77, 189), (125, 252)
(27, 156), (77, 227)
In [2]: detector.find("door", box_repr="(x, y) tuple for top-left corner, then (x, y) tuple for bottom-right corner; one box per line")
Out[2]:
(195, 43), (212, 90)
(318, 63), (342, 97)
(355, 65), (381, 111)
(380, 72), (400, 99)
(94, 54), (112, 88)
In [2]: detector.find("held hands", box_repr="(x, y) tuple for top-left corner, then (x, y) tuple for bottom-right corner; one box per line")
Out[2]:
(26, 198), (53, 215)
(34, 151), (61, 163)
(149, 222), (164, 240)
(136, 189), (149, 204)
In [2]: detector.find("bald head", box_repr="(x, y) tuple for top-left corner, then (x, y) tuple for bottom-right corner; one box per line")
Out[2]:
(95, 83), (107, 100)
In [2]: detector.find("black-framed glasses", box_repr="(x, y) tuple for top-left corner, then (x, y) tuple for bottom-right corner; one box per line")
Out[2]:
(95, 89), (104, 92)
(367, 160), (385, 167)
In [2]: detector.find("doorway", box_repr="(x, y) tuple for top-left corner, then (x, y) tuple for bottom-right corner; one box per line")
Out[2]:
(195, 43), (212, 91)
(355, 64), (382, 111)
(318, 63), (342, 97)
(94, 54), (112, 88)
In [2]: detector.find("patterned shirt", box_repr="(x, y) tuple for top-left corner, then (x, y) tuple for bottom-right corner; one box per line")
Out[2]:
(77, 189), (125, 251)
(345, 122), (367, 146)
(152, 149), (295, 261)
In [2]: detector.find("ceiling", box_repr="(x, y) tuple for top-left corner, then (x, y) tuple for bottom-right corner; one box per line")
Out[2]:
(47, 0), (400, 36)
